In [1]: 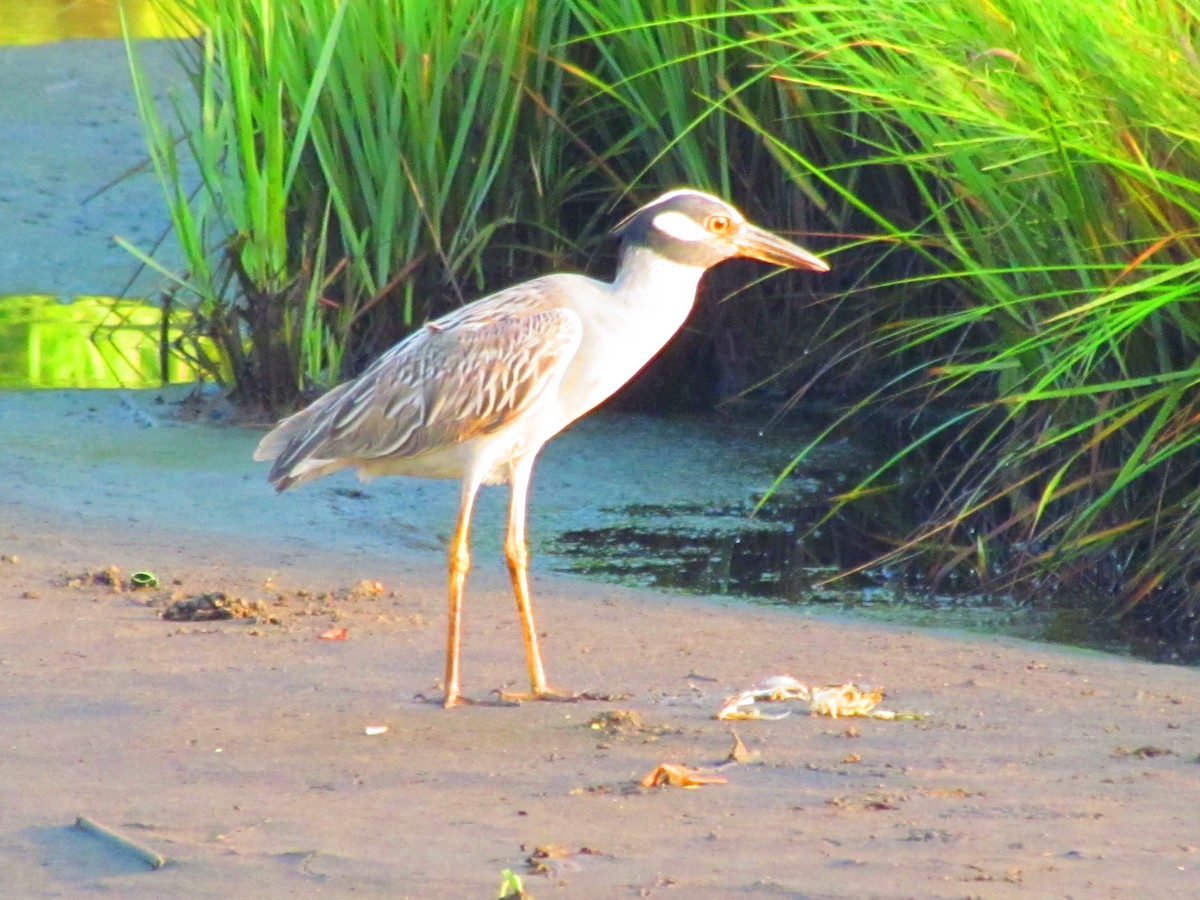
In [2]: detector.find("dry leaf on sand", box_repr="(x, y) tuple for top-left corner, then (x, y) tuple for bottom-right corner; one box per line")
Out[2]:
(640, 762), (728, 788)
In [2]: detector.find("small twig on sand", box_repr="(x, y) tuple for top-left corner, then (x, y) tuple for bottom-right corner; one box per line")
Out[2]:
(74, 816), (166, 870)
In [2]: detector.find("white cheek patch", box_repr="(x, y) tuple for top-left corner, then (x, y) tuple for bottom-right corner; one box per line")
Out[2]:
(651, 210), (716, 242)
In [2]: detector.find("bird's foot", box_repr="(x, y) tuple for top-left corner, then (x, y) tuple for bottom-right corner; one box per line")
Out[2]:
(415, 691), (522, 708)
(495, 687), (623, 704)
(417, 688), (626, 707)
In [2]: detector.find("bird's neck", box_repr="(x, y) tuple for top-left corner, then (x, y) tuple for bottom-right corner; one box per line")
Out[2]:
(612, 244), (708, 309)
(545, 244), (710, 428)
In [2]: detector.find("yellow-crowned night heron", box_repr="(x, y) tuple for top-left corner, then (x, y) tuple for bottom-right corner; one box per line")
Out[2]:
(254, 189), (829, 707)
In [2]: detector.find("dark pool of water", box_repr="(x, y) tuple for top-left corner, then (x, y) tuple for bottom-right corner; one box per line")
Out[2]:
(553, 496), (1193, 665)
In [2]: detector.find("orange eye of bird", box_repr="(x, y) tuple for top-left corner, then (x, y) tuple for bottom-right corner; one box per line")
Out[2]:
(706, 215), (732, 234)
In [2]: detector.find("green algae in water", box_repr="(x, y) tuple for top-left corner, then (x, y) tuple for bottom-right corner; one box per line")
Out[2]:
(0, 295), (204, 389)
(552, 501), (1153, 662)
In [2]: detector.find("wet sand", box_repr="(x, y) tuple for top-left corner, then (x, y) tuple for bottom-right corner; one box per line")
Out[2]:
(1, 39), (1199, 899)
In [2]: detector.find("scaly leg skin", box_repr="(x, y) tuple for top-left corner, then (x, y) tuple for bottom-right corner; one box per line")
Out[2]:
(434, 462), (602, 707)
(496, 457), (586, 704)
(442, 479), (479, 709)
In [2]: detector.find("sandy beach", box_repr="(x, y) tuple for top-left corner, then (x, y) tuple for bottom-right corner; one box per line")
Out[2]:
(1, 38), (1199, 899)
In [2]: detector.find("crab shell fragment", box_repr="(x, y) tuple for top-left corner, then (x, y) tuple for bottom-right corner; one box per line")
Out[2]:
(756, 675), (809, 700)
(715, 691), (793, 720)
(714, 676), (889, 720)
(808, 683), (885, 719)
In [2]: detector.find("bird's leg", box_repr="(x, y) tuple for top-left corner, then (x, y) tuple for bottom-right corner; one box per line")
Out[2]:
(499, 456), (577, 702)
(443, 478), (480, 709)
(504, 457), (549, 694)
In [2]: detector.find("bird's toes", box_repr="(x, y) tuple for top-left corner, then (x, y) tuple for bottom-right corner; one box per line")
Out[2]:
(496, 687), (621, 704)
(416, 690), (522, 708)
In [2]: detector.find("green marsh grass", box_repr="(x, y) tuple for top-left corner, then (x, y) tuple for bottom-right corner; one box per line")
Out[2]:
(722, 0), (1200, 628)
(123, 0), (1200, 635)
(124, 0), (576, 414)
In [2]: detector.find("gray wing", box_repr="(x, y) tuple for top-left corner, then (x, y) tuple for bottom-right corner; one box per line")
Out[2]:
(255, 281), (583, 489)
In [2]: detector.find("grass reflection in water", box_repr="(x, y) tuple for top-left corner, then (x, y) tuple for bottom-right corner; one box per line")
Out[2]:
(0, 295), (204, 389)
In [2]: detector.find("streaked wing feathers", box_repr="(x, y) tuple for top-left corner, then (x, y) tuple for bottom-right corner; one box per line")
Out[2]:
(258, 281), (582, 486)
